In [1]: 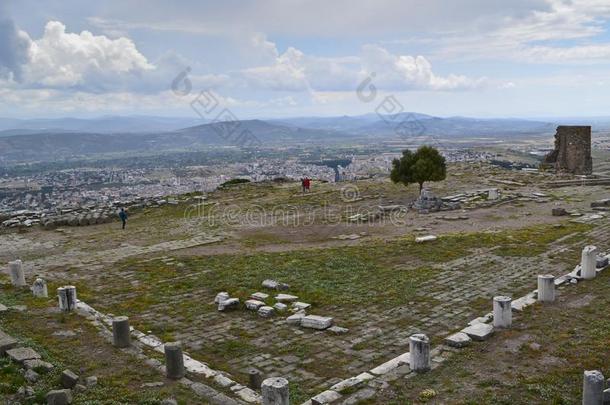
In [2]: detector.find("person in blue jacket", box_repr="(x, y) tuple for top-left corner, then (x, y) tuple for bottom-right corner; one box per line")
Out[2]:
(119, 208), (128, 230)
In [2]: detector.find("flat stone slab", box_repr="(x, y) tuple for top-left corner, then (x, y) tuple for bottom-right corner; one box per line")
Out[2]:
(273, 303), (287, 312)
(7, 347), (41, 363)
(218, 298), (239, 311)
(286, 313), (305, 326)
(330, 372), (374, 392)
(0, 332), (18, 355)
(461, 323), (494, 341)
(511, 292), (537, 312)
(301, 315), (333, 330)
(275, 294), (299, 302)
(250, 292), (269, 301)
(370, 352), (410, 375)
(245, 300), (265, 310)
(445, 332), (472, 348)
(292, 302), (311, 311)
(310, 389), (342, 404)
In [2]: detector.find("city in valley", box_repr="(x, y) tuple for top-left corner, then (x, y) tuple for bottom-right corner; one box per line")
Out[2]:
(1, 2), (610, 405)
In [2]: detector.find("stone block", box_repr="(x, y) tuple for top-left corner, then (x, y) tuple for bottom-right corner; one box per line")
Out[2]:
(0, 333), (18, 355)
(552, 208), (568, 216)
(262, 279), (290, 290)
(258, 306), (275, 318)
(85, 376), (98, 387)
(245, 299), (265, 311)
(218, 298), (239, 311)
(328, 326), (349, 334)
(461, 323), (494, 341)
(214, 292), (229, 304)
(444, 332), (471, 348)
(597, 256), (609, 269)
(301, 315), (333, 330)
(24, 359), (54, 372)
(61, 369), (79, 389)
(273, 303), (287, 312)
(292, 302), (311, 311)
(415, 235), (437, 243)
(250, 292), (269, 301)
(6, 347), (41, 363)
(46, 389), (72, 405)
(286, 313), (305, 326)
(275, 294), (298, 302)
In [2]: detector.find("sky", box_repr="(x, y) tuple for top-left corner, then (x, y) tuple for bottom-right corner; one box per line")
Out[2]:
(1, 0), (610, 119)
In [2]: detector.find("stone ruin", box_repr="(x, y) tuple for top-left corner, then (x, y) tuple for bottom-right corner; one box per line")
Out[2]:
(413, 189), (460, 213)
(543, 126), (593, 175)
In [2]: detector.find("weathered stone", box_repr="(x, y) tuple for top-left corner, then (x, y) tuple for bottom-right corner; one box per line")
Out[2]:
(328, 326), (349, 334)
(444, 332), (471, 348)
(537, 274), (555, 302)
(583, 370), (604, 405)
(275, 294), (298, 303)
(164, 342), (185, 380)
(292, 302), (311, 311)
(161, 400), (178, 405)
(248, 368), (263, 389)
(6, 347), (41, 363)
(543, 126), (592, 175)
(245, 299), (265, 311)
(370, 352), (410, 375)
(311, 390), (342, 404)
(25, 368), (39, 383)
(250, 292), (269, 301)
(218, 298), (239, 311)
(214, 292), (229, 304)
(409, 334), (430, 373)
(112, 316), (131, 348)
(57, 286), (77, 312)
(493, 296), (512, 328)
(61, 369), (79, 389)
(461, 323), (494, 341)
(286, 312), (305, 326)
(581, 245), (598, 280)
(597, 256), (609, 269)
(603, 388), (610, 404)
(301, 315), (333, 330)
(85, 376), (98, 387)
(8, 260), (26, 287)
(46, 389), (72, 405)
(273, 302), (287, 312)
(24, 359), (54, 372)
(261, 377), (289, 405)
(258, 306), (275, 318)
(32, 278), (48, 298)
(415, 235), (437, 243)
(0, 332), (18, 355)
(262, 279), (290, 290)
(552, 208), (568, 216)
(330, 372), (374, 392)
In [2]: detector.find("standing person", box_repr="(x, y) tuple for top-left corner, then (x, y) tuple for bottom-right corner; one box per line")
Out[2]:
(304, 177), (311, 192)
(301, 178), (306, 194)
(119, 207), (128, 230)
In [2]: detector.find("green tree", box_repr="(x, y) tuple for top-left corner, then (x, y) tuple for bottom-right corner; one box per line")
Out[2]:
(390, 146), (447, 192)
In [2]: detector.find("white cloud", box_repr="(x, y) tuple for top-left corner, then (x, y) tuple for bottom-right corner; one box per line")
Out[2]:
(24, 21), (154, 88)
(241, 47), (309, 91)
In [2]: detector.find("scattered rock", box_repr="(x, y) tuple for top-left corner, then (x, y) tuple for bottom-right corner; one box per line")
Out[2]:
(275, 294), (299, 303)
(218, 298), (239, 311)
(245, 300), (265, 311)
(25, 368), (39, 383)
(292, 302), (311, 311)
(250, 292), (269, 301)
(461, 323), (494, 341)
(262, 279), (290, 290)
(0, 332), (18, 355)
(445, 332), (471, 348)
(24, 359), (54, 372)
(46, 389), (73, 405)
(596, 255), (609, 269)
(214, 292), (230, 304)
(6, 347), (41, 363)
(328, 326), (349, 334)
(552, 208), (568, 216)
(301, 315), (334, 330)
(415, 235), (437, 243)
(286, 312), (305, 326)
(273, 303), (288, 312)
(85, 376), (98, 387)
(258, 306), (275, 318)
(61, 369), (79, 389)
(141, 382), (164, 388)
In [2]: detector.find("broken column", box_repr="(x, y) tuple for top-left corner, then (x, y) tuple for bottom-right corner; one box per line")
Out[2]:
(409, 333), (431, 372)
(537, 274), (555, 302)
(582, 370), (604, 405)
(261, 377), (290, 405)
(581, 246), (598, 280)
(57, 286), (77, 311)
(164, 342), (185, 380)
(112, 316), (131, 348)
(493, 296), (512, 328)
(248, 369), (263, 389)
(8, 260), (26, 287)
(31, 278), (48, 298)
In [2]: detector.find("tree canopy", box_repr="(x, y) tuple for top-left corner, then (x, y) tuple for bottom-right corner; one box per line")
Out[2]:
(390, 146), (447, 192)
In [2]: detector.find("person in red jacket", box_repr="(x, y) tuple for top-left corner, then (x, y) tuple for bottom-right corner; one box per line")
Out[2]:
(304, 177), (311, 192)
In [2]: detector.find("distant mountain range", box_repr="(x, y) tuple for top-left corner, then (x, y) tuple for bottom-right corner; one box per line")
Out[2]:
(0, 112), (604, 163)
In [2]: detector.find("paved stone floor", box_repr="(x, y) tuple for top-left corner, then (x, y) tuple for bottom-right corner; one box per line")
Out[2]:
(2, 220), (608, 400)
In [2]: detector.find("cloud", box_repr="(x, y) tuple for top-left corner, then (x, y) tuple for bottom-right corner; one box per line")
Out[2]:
(24, 21), (154, 89)
(0, 18), (31, 81)
(241, 47), (309, 91)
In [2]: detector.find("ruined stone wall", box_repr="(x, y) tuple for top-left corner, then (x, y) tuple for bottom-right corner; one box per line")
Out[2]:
(544, 126), (592, 175)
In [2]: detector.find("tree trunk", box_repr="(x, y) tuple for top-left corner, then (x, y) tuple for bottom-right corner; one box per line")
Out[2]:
(419, 182), (424, 193)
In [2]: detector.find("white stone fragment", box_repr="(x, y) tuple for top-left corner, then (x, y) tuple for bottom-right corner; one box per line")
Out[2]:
(31, 278), (48, 298)
(214, 292), (230, 304)
(415, 235), (437, 243)
(301, 315), (333, 330)
(461, 323), (494, 341)
(445, 332), (471, 348)
(275, 294), (298, 303)
(292, 302), (311, 311)
(273, 303), (288, 312)
(218, 298), (239, 311)
(286, 313), (305, 326)
(258, 306), (275, 318)
(245, 300), (265, 311)
(250, 292), (269, 301)
(370, 352), (410, 375)
(310, 390), (342, 404)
